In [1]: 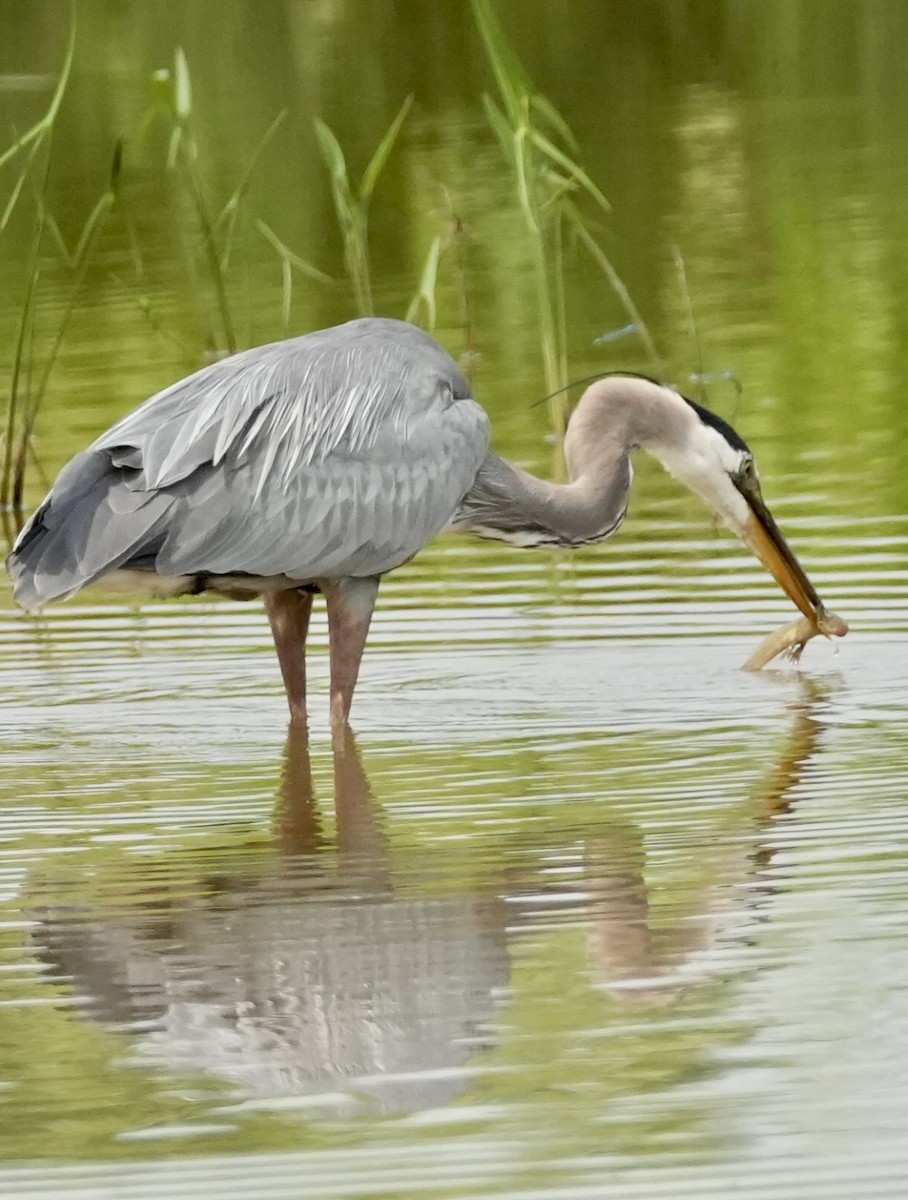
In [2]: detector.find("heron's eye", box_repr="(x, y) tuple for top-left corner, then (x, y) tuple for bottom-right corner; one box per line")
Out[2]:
(733, 455), (758, 489)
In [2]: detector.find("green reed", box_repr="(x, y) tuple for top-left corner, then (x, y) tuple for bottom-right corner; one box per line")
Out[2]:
(0, 14), (77, 516)
(150, 48), (240, 354)
(0, 10), (74, 183)
(137, 49), (327, 352)
(13, 146), (124, 511)
(0, 12), (663, 513)
(254, 219), (334, 330)
(314, 95), (413, 317)
(471, 0), (660, 436)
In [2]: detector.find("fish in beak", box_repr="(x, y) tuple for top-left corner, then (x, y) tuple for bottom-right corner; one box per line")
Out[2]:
(724, 458), (848, 669)
(662, 391), (846, 665)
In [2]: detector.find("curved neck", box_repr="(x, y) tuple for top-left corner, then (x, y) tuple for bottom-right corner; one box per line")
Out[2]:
(563, 376), (694, 475)
(456, 377), (698, 548)
(456, 449), (632, 547)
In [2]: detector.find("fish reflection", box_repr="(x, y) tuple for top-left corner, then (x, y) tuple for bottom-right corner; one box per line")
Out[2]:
(33, 727), (510, 1115)
(31, 681), (830, 1113)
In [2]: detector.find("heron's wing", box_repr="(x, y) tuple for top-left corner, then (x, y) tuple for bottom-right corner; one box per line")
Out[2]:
(154, 422), (487, 581)
(8, 319), (489, 608)
(93, 319), (475, 486)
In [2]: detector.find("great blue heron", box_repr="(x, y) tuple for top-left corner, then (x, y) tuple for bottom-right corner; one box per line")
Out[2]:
(6, 317), (825, 729)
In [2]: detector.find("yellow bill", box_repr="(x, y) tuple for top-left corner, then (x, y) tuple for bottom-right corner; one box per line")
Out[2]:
(737, 478), (848, 668)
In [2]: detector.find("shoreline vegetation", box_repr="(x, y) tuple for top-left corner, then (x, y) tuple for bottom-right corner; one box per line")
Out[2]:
(0, 2), (654, 520)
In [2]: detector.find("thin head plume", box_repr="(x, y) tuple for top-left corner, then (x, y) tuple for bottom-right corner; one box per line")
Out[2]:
(530, 369), (670, 411)
(688, 370), (745, 428)
(531, 369), (749, 452)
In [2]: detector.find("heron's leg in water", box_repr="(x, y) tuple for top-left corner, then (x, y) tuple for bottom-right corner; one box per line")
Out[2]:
(321, 576), (380, 736)
(264, 589), (314, 725)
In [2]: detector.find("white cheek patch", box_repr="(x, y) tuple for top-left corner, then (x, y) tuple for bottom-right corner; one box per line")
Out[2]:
(703, 425), (747, 474)
(650, 424), (751, 533)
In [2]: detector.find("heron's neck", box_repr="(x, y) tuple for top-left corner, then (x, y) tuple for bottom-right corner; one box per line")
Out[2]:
(456, 377), (696, 548)
(458, 449), (632, 547)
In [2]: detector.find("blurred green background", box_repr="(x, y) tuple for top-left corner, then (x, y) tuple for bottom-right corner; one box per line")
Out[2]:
(2, 0), (908, 512)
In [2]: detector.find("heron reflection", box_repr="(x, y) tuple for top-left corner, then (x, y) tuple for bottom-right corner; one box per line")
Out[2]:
(34, 728), (510, 1115)
(581, 679), (829, 1004)
(31, 684), (830, 1113)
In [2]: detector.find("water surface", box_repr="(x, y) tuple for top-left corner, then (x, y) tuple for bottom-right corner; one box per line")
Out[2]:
(2, 3), (908, 1198)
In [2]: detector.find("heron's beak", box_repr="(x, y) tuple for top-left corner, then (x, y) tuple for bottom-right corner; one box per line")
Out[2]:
(740, 486), (824, 626)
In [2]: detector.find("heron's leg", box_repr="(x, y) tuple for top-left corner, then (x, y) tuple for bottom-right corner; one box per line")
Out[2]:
(264, 589), (314, 725)
(321, 576), (380, 737)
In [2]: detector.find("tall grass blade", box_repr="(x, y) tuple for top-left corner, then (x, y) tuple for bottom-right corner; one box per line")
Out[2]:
(2, 151), (52, 510)
(472, 0), (610, 441)
(1, 133), (46, 230)
(71, 192), (112, 264)
(41, 211), (73, 264)
(162, 50), (236, 352)
(110, 138), (123, 192)
(173, 47), (192, 120)
(472, 0), (655, 442)
(552, 213), (568, 392)
(317, 116), (388, 316)
(672, 243), (705, 401)
(406, 234), (443, 330)
(440, 195), (477, 383)
(13, 186), (115, 509)
(513, 124), (537, 231)
(280, 257), (292, 327)
(315, 100), (413, 316)
(573, 219), (662, 374)
(481, 96), (516, 162)
(314, 120), (349, 188)
(0, 7), (76, 174)
(528, 129), (611, 211)
(185, 152), (236, 352)
(530, 95), (580, 152)
(214, 110), (287, 269)
(361, 94), (413, 201)
(255, 219), (334, 283)
(314, 117), (371, 309)
(471, 0), (529, 126)
(166, 125), (182, 168)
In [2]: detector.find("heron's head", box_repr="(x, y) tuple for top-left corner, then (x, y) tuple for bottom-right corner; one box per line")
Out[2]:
(648, 390), (824, 625)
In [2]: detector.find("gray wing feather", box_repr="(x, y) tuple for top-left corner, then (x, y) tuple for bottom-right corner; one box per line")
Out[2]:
(8, 319), (489, 608)
(10, 450), (173, 608)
